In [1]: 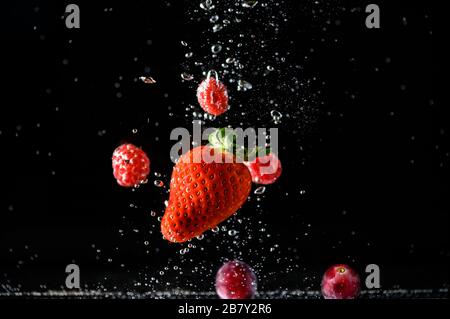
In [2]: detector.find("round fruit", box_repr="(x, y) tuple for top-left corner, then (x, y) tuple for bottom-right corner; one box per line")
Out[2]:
(244, 153), (282, 185)
(215, 260), (257, 299)
(197, 71), (229, 116)
(112, 143), (150, 187)
(321, 264), (360, 299)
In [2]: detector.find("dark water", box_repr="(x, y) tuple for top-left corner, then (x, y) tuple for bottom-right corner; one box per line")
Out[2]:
(0, 0), (446, 299)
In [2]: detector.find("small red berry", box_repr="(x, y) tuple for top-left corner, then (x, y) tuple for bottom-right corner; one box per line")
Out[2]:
(197, 71), (229, 116)
(215, 260), (257, 299)
(112, 143), (150, 187)
(244, 153), (282, 185)
(321, 264), (360, 299)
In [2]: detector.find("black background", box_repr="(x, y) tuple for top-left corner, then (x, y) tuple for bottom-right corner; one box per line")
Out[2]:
(0, 0), (446, 295)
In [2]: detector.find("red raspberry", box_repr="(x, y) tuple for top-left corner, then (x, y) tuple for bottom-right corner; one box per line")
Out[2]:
(197, 71), (229, 116)
(112, 143), (150, 187)
(321, 264), (360, 299)
(215, 260), (257, 299)
(244, 153), (282, 185)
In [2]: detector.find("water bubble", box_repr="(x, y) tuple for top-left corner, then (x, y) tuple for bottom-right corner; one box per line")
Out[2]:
(144, 241), (149, 246)
(181, 41), (188, 46)
(154, 180), (164, 187)
(254, 186), (266, 195)
(212, 24), (223, 32)
(237, 79), (253, 91)
(181, 72), (194, 81)
(132, 128), (138, 134)
(154, 172), (161, 177)
(242, 0), (258, 8)
(200, 0), (214, 11)
(267, 65), (274, 71)
(185, 52), (193, 58)
(225, 57), (235, 64)
(150, 211), (156, 217)
(196, 234), (205, 240)
(140, 76), (156, 84)
(179, 248), (190, 255)
(228, 229), (238, 236)
(210, 15), (219, 23)
(211, 226), (220, 233)
(211, 44), (222, 54)
(270, 110), (283, 123)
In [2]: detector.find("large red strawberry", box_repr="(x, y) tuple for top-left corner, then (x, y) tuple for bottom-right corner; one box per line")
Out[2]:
(161, 145), (252, 243)
(197, 71), (229, 116)
(112, 143), (150, 187)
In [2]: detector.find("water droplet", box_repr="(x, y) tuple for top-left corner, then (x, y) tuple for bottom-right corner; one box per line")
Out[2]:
(132, 128), (138, 134)
(179, 248), (190, 255)
(185, 52), (193, 58)
(242, 0), (258, 8)
(196, 234), (205, 240)
(154, 180), (164, 187)
(225, 57), (235, 64)
(211, 226), (220, 233)
(144, 241), (149, 246)
(267, 65), (274, 71)
(210, 15), (219, 23)
(181, 41), (188, 46)
(212, 24), (223, 32)
(181, 72), (194, 81)
(211, 44), (222, 54)
(254, 186), (266, 195)
(270, 110), (283, 123)
(200, 0), (214, 11)
(228, 229), (238, 236)
(237, 79), (253, 91)
(139, 76), (156, 84)
(150, 211), (156, 217)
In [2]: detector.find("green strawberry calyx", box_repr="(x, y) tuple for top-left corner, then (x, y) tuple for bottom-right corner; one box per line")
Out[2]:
(207, 128), (271, 162)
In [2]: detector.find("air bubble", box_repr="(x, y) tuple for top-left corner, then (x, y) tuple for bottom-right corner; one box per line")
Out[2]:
(211, 44), (222, 54)
(213, 24), (223, 32)
(242, 0), (258, 8)
(212, 226), (220, 233)
(237, 80), (253, 91)
(254, 186), (266, 195)
(181, 73), (194, 81)
(228, 229), (238, 236)
(270, 110), (283, 123)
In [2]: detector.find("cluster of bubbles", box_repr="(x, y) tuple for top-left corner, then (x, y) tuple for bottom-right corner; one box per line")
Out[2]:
(108, 0), (322, 295)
